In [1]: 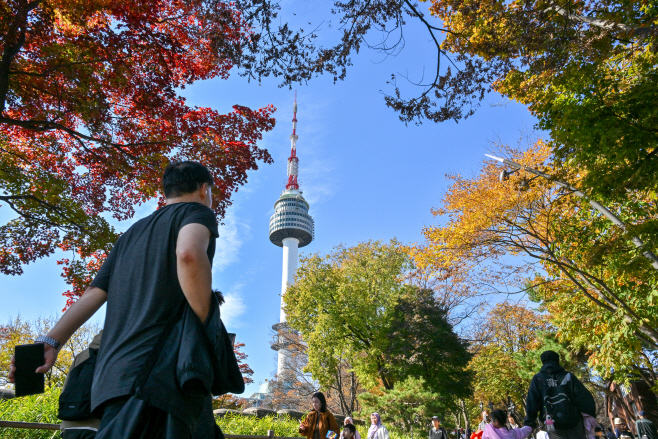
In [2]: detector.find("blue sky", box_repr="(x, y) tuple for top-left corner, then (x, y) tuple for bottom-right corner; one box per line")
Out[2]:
(0, 1), (539, 396)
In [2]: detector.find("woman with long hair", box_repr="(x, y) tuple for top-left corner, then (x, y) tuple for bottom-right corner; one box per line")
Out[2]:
(299, 392), (340, 439)
(367, 413), (390, 439)
(482, 409), (532, 439)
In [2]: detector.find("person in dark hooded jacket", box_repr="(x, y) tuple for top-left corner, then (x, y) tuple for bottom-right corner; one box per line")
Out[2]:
(523, 351), (596, 439)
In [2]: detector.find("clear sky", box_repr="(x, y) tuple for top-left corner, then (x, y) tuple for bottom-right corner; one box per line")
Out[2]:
(0, 1), (540, 396)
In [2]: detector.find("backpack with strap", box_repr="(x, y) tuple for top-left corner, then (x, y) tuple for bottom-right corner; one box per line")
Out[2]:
(58, 303), (184, 421)
(542, 371), (582, 429)
(58, 348), (98, 421)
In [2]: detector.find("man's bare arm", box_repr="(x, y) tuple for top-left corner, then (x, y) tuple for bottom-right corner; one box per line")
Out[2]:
(177, 223), (213, 322)
(46, 286), (108, 347)
(8, 286), (107, 381)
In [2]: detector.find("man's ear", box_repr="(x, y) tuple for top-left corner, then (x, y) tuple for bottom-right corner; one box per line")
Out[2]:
(198, 183), (211, 204)
(199, 183), (208, 198)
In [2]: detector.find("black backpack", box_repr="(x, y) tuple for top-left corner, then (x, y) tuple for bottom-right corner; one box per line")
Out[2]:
(542, 371), (582, 429)
(58, 348), (98, 421)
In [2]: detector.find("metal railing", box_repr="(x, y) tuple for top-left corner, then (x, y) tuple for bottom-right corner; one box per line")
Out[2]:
(0, 420), (60, 430)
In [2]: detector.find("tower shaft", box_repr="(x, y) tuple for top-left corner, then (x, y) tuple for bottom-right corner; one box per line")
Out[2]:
(277, 237), (299, 377)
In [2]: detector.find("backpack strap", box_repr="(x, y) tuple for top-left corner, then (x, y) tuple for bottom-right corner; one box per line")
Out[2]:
(132, 301), (185, 397)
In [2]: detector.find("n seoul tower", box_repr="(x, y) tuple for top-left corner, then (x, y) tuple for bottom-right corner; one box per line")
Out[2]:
(269, 93), (314, 379)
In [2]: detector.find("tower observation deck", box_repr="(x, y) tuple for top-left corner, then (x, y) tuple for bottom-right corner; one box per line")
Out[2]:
(269, 93), (314, 380)
(269, 191), (314, 248)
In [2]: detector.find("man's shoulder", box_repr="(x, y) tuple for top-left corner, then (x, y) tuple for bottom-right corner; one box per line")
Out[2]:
(125, 203), (215, 230)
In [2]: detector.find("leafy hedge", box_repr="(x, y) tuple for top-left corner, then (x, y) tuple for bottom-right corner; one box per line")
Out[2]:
(0, 391), (408, 439)
(0, 386), (60, 439)
(217, 413), (301, 436)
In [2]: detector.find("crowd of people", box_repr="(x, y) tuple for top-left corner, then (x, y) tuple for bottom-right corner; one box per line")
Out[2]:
(297, 352), (658, 439)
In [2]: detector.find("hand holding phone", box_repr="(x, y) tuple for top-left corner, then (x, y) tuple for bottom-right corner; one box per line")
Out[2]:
(13, 344), (45, 397)
(9, 341), (59, 384)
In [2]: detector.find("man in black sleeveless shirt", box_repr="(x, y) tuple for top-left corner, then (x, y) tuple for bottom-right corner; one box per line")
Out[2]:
(10, 161), (220, 438)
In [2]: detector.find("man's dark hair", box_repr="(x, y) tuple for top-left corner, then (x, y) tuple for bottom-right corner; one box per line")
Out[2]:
(595, 427), (603, 433)
(312, 391), (328, 412)
(491, 409), (508, 430)
(344, 424), (356, 434)
(540, 350), (560, 365)
(162, 161), (213, 198)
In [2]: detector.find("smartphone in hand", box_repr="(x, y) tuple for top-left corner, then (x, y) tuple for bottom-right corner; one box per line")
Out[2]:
(14, 343), (45, 397)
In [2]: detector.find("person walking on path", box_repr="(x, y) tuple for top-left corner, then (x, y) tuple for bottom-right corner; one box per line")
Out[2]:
(480, 412), (491, 432)
(9, 161), (226, 438)
(536, 427), (550, 439)
(343, 424), (359, 439)
(430, 417), (449, 439)
(299, 392), (340, 439)
(615, 419), (634, 439)
(483, 409), (532, 439)
(524, 350), (596, 439)
(341, 417), (361, 439)
(583, 413), (600, 439)
(368, 413), (391, 439)
(636, 411), (658, 439)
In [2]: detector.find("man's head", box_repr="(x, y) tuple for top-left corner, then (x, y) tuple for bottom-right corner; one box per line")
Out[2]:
(595, 427), (603, 437)
(639, 411), (646, 419)
(163, 161), (214, 208)
(540, 350), (560, 365)
(432, 416), (440, 429)
(343, 423), (356, 439)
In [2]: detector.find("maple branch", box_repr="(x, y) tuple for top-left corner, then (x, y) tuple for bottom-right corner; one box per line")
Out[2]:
(402, 0), (442, 97)
(545, 3), (658, 39)
(0, 116), (161, 161)
(0, 194), (90, 234)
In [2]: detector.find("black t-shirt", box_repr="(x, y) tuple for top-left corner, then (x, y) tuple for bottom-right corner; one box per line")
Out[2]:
(89, 202), (218, 411)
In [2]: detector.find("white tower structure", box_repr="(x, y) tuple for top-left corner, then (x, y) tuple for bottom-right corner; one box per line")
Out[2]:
(269, 93), (314, 379)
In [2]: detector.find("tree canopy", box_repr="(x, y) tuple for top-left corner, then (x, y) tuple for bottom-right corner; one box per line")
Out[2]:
(413, 138), (658, 394)
(468, 302), (549, 414)
(284, 240), (472, 406)
(0, 0), (346, 304)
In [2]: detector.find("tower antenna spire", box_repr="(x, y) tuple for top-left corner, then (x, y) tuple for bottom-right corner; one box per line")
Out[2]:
(286, 91), (299, 190)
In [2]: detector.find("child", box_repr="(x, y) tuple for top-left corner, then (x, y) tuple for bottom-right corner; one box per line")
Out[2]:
(343, 424), (358, 439)
(482, 409), (532, 439)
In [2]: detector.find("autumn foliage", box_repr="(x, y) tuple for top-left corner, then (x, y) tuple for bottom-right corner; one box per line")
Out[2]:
(0, 0), (276, 305)
(413, 139), (658, 392)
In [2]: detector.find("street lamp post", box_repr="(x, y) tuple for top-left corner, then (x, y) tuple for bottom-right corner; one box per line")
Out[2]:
(485, 154), (658, 271)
